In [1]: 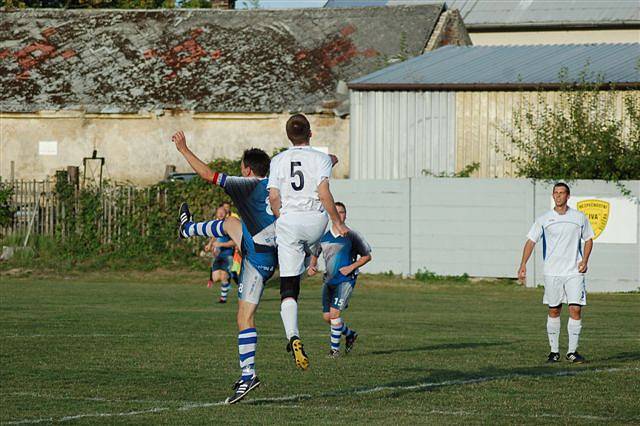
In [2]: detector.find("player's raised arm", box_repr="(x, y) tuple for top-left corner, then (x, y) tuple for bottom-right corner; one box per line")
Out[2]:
(171, 131), (216, 183)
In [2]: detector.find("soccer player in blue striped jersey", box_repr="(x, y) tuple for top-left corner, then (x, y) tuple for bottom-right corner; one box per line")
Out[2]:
(172, 131), (275, 404)
(205, 205), (236, 303)
(307, 202), (372, 357)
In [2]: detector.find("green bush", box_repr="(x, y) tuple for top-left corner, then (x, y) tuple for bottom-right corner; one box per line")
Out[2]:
(0, 180), (15, 231)
(498, 71), (640, 195)
(1, 159), (241, 271)
(414, 268), (470, 283)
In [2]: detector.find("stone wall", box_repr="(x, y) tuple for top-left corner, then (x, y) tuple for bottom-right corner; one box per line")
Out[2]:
(0, 111), (350, 184)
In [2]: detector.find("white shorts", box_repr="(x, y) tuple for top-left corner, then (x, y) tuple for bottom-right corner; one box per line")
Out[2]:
(543, 275), (587, 306)
(276, 210), (329, 277)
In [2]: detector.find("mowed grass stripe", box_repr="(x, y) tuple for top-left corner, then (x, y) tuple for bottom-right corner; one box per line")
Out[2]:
(1, 272), (639, 424)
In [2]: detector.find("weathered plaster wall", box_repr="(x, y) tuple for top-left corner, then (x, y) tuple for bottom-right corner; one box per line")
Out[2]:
(0, 112), (350, 184)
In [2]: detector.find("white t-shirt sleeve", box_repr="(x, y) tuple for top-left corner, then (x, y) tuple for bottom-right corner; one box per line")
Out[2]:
(267, 155), (281, 190)
(317, 153), (333, 182)
(581, 214), (595, 241)
(526, 220), (543, 243)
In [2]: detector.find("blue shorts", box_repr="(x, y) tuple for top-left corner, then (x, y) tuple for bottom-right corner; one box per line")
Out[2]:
(322, 280), (355, 313)
(211, 254), (233, 273)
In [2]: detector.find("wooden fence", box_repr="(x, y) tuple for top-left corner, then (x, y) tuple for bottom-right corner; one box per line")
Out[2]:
(1, 179), (167, 244)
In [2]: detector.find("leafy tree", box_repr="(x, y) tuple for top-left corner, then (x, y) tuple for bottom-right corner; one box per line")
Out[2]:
(498, 70), (640, 195)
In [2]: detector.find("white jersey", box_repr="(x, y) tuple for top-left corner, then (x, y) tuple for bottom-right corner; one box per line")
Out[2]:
(267, 146), (333, 214)
(527, 207), (594, 276)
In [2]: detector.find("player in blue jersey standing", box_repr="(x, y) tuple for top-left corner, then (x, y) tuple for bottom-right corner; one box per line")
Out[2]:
(172, 131), (276, 404)
(307, 202), (372, 357)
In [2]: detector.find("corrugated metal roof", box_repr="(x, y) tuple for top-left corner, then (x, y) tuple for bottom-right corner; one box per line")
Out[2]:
(326, 0), (640, 27)
(349, 43), (640, 89)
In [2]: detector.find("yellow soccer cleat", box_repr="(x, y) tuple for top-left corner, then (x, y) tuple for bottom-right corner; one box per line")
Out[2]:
(286, 336), (309, 370)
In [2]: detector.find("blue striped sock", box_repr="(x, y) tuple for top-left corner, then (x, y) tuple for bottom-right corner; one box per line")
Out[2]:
(330, 318), (343, 351)
(184, 220), (226, 238)
(238, 328), (257, 381)
(220, 282), (230, 300)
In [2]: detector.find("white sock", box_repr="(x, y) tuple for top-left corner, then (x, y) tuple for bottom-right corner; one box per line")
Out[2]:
(280, 298), (299, 340)
(547, 316), (561, 353)
(567, 318), (582, 354)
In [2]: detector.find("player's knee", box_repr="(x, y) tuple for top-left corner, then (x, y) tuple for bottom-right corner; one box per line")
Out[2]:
(548, 305), (562, 317)
(322, 313), (331, 323)
(568, 304), (582, 320)
(329, 311), (341, 321)
(280, 276), (300, 301)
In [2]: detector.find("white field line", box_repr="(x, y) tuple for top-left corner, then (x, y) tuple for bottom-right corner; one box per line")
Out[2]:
(3, 367), (638, 425)
(7, 392), (201, 406)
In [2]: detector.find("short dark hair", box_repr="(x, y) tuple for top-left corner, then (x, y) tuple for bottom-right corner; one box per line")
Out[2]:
(286, 114), (311, 145)
(335, 201), (346, 212)
(242, 148), (270, 177)
(553, 182), (570, 194)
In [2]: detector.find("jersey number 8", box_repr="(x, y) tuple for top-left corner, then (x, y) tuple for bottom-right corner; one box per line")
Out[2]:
(290, 161), (304, 191)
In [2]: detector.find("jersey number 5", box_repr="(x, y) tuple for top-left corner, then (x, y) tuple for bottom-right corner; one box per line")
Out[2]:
(290, 161), (304, 191)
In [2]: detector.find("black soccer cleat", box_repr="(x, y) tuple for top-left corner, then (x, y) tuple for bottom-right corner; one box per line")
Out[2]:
(328, 349), (340, 358)
(566, 352), (586, 363)
(345, 331), (358, 354)
(286, 336), (309, 370)
(178, 202), (192, 239)
(225, 376), (261, 405)
(546, 352), (560, 363)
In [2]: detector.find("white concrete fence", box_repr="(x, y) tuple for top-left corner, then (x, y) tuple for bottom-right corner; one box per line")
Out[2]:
(332, 178), (639, 293)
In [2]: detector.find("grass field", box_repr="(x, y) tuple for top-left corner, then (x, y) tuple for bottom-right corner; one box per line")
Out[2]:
(1, 270), (639, 424)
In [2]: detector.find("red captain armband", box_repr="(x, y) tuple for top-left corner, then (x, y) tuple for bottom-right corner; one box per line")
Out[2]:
(212, 172), (227, 187)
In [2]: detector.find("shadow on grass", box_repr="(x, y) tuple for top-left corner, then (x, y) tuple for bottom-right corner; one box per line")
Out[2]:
(324, 363), (606, 401)
(597, 352), (640, 363)
(367, 341), (509, 356)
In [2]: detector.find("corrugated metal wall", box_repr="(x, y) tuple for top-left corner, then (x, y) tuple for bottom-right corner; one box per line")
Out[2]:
(350, 91), (456, 179)
(455, 90), (635, 178)
(350, 90), (636, 179)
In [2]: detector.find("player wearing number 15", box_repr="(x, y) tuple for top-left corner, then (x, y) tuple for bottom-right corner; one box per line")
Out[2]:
(308, 202), (372, 358)
(267, 114), (349, 370)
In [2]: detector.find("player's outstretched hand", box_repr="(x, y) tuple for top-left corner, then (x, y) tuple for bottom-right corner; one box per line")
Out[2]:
(517, 265), (526, 284)
(172, 131), (187, 152)
(334, 222), (350, 237)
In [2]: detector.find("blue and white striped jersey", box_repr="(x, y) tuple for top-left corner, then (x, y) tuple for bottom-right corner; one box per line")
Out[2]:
(313, 229), (371, 285)
(213, 172), (276, 250)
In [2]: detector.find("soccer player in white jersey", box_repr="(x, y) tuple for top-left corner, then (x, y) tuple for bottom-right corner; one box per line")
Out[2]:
(267, 114), (349, 370)
(518, 183), (594, 363)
